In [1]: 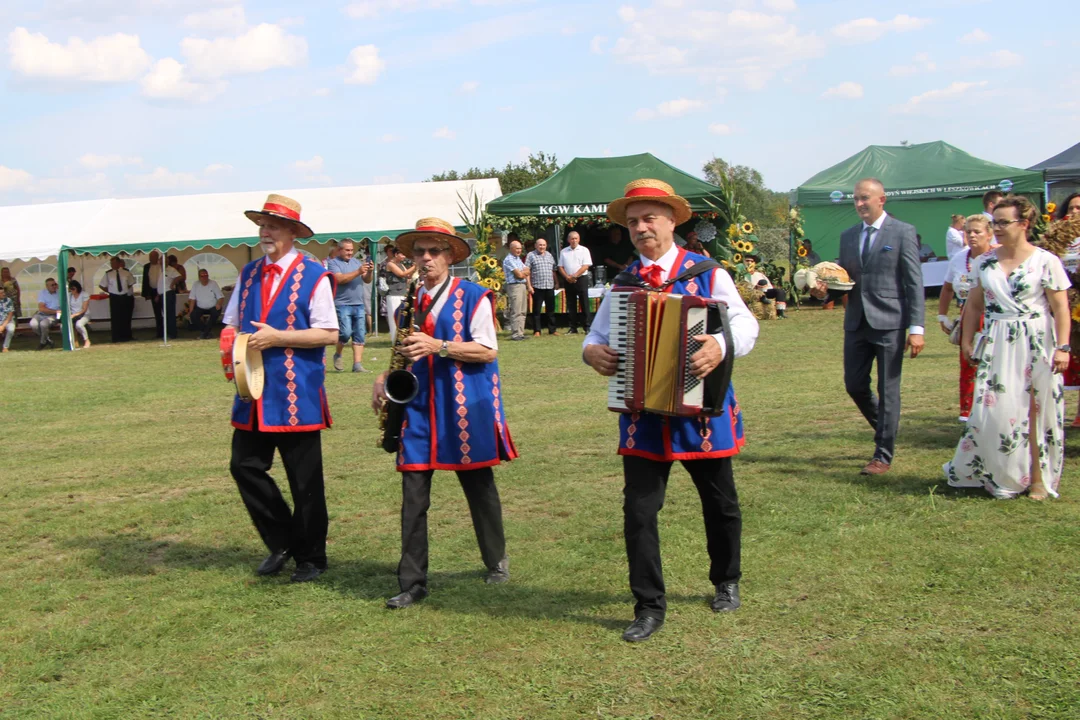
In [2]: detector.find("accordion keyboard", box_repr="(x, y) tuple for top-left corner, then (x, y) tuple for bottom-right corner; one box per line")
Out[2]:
(607, 292), (635, 411)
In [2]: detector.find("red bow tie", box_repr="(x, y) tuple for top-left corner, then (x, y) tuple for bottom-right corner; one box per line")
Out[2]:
(261, 263), (282, 310)
(262, 263), (282, 278)
(639, 264), (664, 288)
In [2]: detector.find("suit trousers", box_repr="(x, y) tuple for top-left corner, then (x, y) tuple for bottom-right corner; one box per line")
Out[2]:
(843, 318), (905, 463)
(506, 283), (528, 338)
(164, 291), (177, 339)
(108, 293), (134, 341)
(148, 290), (163, 337)
(565, 276), (592, 332)
(531, 287), (556, 333)
(397, 467), (506, 591)
(191, 306), (220, 336)
(623, 454), (741, 620)
(230, 427), (329, 568)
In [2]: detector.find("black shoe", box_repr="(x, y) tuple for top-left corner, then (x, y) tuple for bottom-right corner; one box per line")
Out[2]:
(711, 582), (741, 612)
(567, 329), (579, 334)
(45, 337), (54, 348)
(290, 561), (325, 583)
(484, 557), (510, 584)
(256, 550), (291, 576)
(622, 616), (664, 642)
(386, 584), (429, 609)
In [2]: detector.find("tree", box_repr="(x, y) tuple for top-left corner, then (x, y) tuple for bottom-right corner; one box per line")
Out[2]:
(428, 151), (560, 195)
(703, 157), (789, 229)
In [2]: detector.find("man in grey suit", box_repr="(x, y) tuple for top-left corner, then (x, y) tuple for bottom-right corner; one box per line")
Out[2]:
(832, 178), (925, 475)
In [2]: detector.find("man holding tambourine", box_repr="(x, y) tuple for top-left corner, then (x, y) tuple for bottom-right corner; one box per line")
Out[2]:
(220, 194), (339, 583)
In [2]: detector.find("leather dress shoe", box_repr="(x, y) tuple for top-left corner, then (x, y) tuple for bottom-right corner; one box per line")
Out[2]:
(860, 458), (891, 475)
(290, 562), (325, 583)
(711, 582), (741, 612)
(622, 616), (664, 642)
(256, 550), (291, 576)
(386, 584), (429, 609)
(484, 557), (510, 584)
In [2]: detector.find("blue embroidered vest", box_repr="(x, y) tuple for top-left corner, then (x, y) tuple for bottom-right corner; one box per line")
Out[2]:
(231, 254), (333, 433)
(397, 278), (518, 471)
(617, 249), (745, 461)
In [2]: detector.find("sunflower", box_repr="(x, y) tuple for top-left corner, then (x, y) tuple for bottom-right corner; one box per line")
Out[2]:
(1047, 202), (1058, 214)
(487, 257), (498, 269)
(477, 255), (490, 265)
(727, 224), (740, 238)
(1072, 304), (1080, 323)
(797, 245), (808, 257)
(721, 260), (732, 268)
(1042, 214), (1052, 223)
(732, 253), (742, 263)
(492, 281), (502, 292)
(742, 243), (755, 254)
(741, 222), (754, 234)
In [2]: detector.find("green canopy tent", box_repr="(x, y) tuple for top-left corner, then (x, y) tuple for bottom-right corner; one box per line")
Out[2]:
(486, 152), (725, 227)
(795, 141), (1044, 261)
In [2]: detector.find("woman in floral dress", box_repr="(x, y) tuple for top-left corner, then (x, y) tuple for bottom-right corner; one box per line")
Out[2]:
(945, 196), (1071, 500)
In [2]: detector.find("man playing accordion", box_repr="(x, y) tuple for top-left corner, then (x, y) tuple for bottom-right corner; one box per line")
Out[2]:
(583, 179), (759, 642)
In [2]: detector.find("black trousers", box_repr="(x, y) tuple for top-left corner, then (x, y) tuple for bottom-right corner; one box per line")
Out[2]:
(565, 277), (592, 332)
(164, 291), (177, 338)
(531, 287), (556, 333)
(398, 468), (506, 591)
(623, 455), (741, 619)
(843, 319), (905, 464)
(191, 306), (220, 336)
(230, 428), (329, 568)
(108, 294), (134, 341)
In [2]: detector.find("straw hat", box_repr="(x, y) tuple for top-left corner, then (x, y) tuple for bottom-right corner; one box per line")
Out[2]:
(794, 261), (855, 293)
(244, 194), (315, 239)
(607, 178), (693, 227)
(394, 217), (471, 264)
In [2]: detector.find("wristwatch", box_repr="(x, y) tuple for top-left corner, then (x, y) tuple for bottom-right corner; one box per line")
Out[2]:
(439, 340), (450, 358)
(1055, 344), (1071, 353)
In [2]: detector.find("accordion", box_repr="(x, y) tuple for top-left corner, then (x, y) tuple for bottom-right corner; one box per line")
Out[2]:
(607, 290), (734, 416)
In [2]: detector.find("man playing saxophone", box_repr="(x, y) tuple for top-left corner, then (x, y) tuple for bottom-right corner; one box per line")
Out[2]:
(371, 218), (518, 609)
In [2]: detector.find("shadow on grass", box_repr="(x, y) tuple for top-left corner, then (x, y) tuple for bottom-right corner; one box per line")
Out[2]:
(62, 533), (665, 629)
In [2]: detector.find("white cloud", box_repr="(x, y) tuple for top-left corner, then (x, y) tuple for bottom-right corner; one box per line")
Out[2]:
(894, 80), (989, 114)
(183, 5), (247, 34)
(889, 52), (936, 77)
(29, 173), (111, 197)
(960, 28), (990, 44)
(617, 5), (636, 22)
(204, 163), (233, 174)
(822, 81), (863, 99)
(610, 2), (825, 91)
(708, 123), (733, 135)
(433, 126), (456, 139)
(313, 87), (331, 97)
(590, 35), (607, 54)
(345, 44), (385, 85)
(182, 23), (307, 78)
(289, 156), (332, 185)
(763, 0), (797, 10)
(79, 154), (142, 169)
(832, 14), (931, 43)
(379, 133), (401, 143)
(0, 166), (33, 191)
(141, 58), (225, 103)
(959, 49), (1023, 70)
(126, 167), (204, 192)
(635, 97), (705, 120)
(460, 80), (480, 93)
(7, 27), (151, 83)
(344, 0), (457, 19)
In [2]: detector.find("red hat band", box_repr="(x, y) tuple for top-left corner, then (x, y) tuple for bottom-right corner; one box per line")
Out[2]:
(262, 202), (301, 221)
(625, 187), (671, 200)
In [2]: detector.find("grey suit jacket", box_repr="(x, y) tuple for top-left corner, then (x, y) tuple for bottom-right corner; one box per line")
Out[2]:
(838, 214), (924, 332)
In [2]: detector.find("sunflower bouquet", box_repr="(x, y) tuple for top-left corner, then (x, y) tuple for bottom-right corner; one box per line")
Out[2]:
(472, 253), (505, 293)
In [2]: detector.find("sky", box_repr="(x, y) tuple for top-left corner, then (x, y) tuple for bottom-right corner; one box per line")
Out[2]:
(0, 0), (1076, 207)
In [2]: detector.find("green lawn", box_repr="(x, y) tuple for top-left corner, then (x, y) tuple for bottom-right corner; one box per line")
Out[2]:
(2, 308), (1078, 719)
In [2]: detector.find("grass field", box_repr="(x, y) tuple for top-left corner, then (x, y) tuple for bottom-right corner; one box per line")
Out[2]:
(2, 307), (1079, 719)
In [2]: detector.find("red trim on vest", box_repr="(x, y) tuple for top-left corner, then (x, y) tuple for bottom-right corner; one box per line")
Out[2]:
(263, 202), (301, 221)
(617, 439), (744, 461)
(260, 253), (304, 323)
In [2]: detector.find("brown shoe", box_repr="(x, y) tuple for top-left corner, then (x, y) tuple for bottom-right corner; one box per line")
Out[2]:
(533, 332), (540, 338)
(860, 459), (891, 475)
(550, 331), (560, 336)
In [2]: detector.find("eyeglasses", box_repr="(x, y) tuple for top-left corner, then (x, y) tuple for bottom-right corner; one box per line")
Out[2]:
(991, 219), (1022, 228)
(412, 246), (445, 257)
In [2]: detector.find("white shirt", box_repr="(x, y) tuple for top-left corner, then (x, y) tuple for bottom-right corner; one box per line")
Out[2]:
(149, 265), (181, 294)
(100, 268), (135, 295)
(223, 249), (338, 329)
(68, 292), (88, 316)
(559, 245), (593, 276)
(416, 277), (498, 350)
(747, 270), (772, 290)
(584, 243), (759, 360)
(943, 248), (980, 301)
(189, 279), (224, 309)
(945, 227), (966, 259)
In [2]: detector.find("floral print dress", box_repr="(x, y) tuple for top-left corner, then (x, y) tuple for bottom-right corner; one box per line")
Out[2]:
(944, 247), (1070, 498)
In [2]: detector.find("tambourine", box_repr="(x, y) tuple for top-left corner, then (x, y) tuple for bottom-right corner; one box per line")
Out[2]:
(219, 327), (264, 401)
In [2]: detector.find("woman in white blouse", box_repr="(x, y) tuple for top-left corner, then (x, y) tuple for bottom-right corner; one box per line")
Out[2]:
(68, 280), (91, 348)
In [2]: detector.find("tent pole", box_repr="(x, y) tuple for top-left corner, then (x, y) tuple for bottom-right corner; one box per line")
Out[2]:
(161, 252), (168, 348)
(59, 250), (72, 351)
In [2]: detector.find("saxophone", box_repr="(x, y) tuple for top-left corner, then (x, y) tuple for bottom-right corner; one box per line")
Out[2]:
(376, 274), (421, 453)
